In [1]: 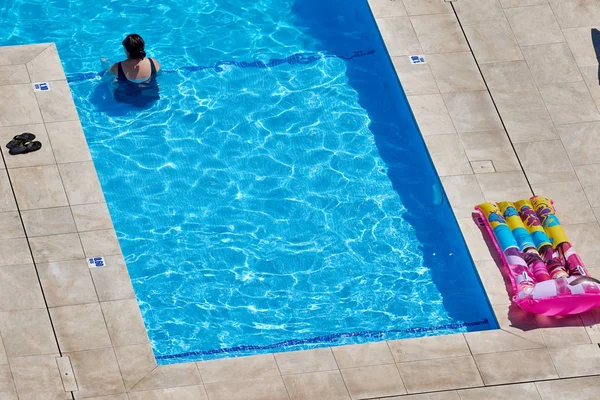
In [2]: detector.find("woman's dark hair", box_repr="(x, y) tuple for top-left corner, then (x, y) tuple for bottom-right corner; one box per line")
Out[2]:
(122, 34), (146, 59)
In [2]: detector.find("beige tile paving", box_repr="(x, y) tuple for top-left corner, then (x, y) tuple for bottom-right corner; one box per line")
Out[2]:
(513, 140), (577, 184)
(283, 371), (350, 400)
(392, 57), (439, 96)
(0, 309), (58, 357)
(90, 255), (136, 301)
(576, 164), (600, 207)
(402, 0), (452, 16)
(535, 376), (600, 399)
(521, 42), (582, 85)
(332, 342), (394, 368)
(475, 171), (533, 202)
(396, 356), (483, 393)
(375, 17), (422, 56)
(454, 0), (506, 26)
(388, 333), (470, 363)
(562, 223), (600, 266)
(113, 343), (157, 390)
(29, 232), (85, 263)
(79, 228), (122, 257)
(410, 14), (469, 54)
(464, 329), (544, 354)
(0, 64), (30, 86)
(548, 0), (600, 29)
(426, 52), (485, 93)
(424, 134), (473, 176)
(556, 121), (600, 166)
(443, 91), (503, 133)
(20, 206), (76, 237)
(101, 299), (149, 347)
(275, 348), (338, 374)
(540, 81), (600, 125)
(128, 386), (208, 400)
(45, 120), (92, 163)
(58, 161), (104, 205)
(8, 165), (68, 210)
(563, 26), (600, 67)
(0, 364), (18, 400)
(340, 363), (406, 399)
(9, 353), (69, 400)
(129, 363), (202, 391)
(37, 259), (98, 307)
(0, 44), (49, 67)
(504, 5), (565, 46)
(462, 21), (524, 64)
(440, 175), (485, 218)
(392, 391), (460, 400)
(68, 348), (126, 398)
(474, 348), (558, 385)
(0, 84), (43, 127)
(0, 264), (44, 311)
(368, 0), (407, 18)
(197, 353), (279, 383)
(0, 170), (17, 212)
(459, 130), (521, 172)
(71, 202), (113, 231)
(576, 64), (600, 110)
(25, 44), (65, 82)
(206, 376), (288, 400)
(407, 94), (456, 135)
(35, 80), (79, 123)
(549, 343), (600, 378)
(458, 382), (542, 400)
(0, 211), (24, 239)
(0, 334), (7, 365)
(50, 303), (112, 352)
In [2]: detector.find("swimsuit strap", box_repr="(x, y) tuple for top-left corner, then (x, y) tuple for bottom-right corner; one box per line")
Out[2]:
(149, 58), (157, 76)
(117, 62), (127, 80)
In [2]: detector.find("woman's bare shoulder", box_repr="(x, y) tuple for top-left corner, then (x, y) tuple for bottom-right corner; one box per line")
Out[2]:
(109, 63), (119, 75)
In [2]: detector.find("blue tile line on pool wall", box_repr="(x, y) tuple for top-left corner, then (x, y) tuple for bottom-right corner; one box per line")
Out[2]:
(65, 49), (376, 83)
(156, 318), (490, 360)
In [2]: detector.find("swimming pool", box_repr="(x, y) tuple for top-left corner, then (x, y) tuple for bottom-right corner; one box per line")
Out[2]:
(1, 0), (497, 363)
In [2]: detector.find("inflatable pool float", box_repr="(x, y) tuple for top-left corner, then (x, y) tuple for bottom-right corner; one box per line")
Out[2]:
(475, 196), (600, 316)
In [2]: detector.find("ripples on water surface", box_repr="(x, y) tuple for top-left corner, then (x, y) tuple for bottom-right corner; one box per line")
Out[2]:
(1, 0), (497, 362)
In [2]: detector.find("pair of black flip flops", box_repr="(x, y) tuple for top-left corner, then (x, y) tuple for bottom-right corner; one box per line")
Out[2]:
(5, 133), (42, 155)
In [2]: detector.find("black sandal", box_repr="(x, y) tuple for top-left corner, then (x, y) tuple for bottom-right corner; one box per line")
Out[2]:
(5, 133), (36, 149)
(9, 140), (42, 155)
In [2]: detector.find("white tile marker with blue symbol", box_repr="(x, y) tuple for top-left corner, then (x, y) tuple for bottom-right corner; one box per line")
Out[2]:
(88, 257), (106, 268)
(32, 82), (50, 92)
(410, 55), (426, 64)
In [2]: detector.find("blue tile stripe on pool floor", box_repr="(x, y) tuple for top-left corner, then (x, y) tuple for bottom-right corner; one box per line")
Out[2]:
(156, 318), (490, 360)
(65, 50), (376, 83)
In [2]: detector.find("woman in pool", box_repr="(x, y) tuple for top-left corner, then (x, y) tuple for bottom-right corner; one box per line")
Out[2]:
(102, 34), (161, 106)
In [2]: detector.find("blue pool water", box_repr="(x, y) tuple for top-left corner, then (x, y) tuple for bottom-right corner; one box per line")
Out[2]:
(2, 0), (497, 363)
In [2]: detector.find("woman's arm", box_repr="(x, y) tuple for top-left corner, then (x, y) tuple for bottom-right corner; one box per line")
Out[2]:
(100, 58), (118, 81)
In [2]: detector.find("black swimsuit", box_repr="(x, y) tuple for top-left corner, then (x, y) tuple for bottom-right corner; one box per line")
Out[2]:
(113, 58), (160, 106)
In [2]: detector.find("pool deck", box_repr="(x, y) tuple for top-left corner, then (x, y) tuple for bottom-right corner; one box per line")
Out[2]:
(2, 0), (600, 398)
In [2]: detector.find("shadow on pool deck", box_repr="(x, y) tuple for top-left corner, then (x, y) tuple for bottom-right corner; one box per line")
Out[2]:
(291, 0), (498, 333)
(592, 28), (600, 85)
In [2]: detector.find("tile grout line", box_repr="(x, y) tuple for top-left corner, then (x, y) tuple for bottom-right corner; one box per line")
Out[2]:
(461, 333), (487, 386)
(271, 354), (293, 400)
(0, 65), (76, 400)
(449, 2), (535, 196)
